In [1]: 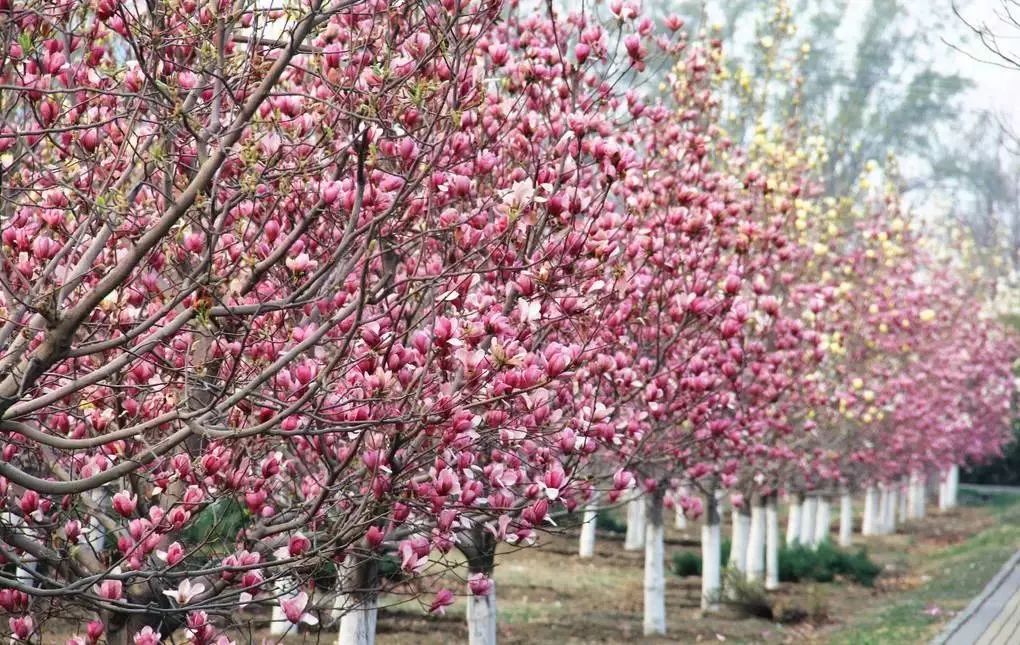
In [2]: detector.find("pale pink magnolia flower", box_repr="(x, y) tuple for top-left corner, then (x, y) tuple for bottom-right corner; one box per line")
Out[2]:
(132, 626), (162, 645)
(162, 579), (206, 605)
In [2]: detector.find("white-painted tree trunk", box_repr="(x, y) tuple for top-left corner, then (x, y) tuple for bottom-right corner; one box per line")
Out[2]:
(876, 485), (887, 534)
(911, 471), (926, 519)
(333, 553), (380, 645)
(948, 464), (959, 508)
(899, 478), (910, 523)
(675, 505), (688, 530)
(838, 493), (853, 547)
(813, 497), (831, 547)
(675, 486), (689, 529)
(765, 494), (780, 590)
(862, 485), (877, 536)
(2, 512), (37, 585)
(746, 498), (766, 582)
(643, 491), (666, 635)
(624, 494), (645, 551)
(799, 496), (817, 546)
(701, 493), (722, 612)
(337, 595), (378, 645)
(466, 583), (497, 645)
(887, 485), (899, 534)
(729, 508), (750, 574)
(785, 496), (802, 545)
(938, 470), (950, 511)
(578, 500), (598, 558)
(906, 474), (917, 519)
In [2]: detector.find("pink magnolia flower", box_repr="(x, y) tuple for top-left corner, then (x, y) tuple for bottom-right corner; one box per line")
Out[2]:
(429, 588), (455, 615)
(156, 541), (186, 566)
(279, 591), (318, 625)
(467, 573), (493, 596)
(9, 616), (34, 640)
(112, 491), (137, 517)
(95, 579), (123, 601)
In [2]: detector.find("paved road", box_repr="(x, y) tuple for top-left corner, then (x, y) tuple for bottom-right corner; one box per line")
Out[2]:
(932, 551), (1020, 645)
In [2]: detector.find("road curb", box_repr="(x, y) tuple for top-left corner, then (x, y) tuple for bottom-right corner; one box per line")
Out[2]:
(930, 549), (1020, 645)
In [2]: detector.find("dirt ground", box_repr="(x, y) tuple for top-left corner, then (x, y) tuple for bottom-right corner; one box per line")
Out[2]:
(31, 502), (997, 644)
(269, 502), (994, 644)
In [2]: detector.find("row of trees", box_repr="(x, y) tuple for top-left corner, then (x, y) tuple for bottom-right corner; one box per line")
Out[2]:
(0, 1), (1013, 643)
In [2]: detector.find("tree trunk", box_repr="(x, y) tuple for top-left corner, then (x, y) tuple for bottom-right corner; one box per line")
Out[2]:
(467, 583), (497, 645)
(813, 496), (831, 548)
(728, 506), (750, 575)
(336, 554), (380, 645)
(701, 491), (721, 612)
(746, 495), (766, 582)
(578, 498), (598, 558)
(887, 484), (899, 533)
(862, 485), (877, 536)
(675, 487), (689, 530)
(799, 496), (817, 546)
(764, 494), (780, 590)
(948, 464), (960, 508)
(624, 493), (645, 551)
(911, 471), (926, 519)
(938, 469), (950, 511)
(643, 488), (666, 635)
(898, 477), (909, 523)
(785, 494), (802, 545)
(461, 526), (498, 645)
(838, 493), (853, 547)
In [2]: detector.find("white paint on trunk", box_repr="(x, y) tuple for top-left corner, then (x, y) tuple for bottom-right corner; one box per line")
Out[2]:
(675, 487), (689, 530)
(765, 495), (780, 590)
(466, 583), (497, 645)
(337, 595), (378, 645)
(728, 508), (750, 574)
(862, 486), (877, 536)
(948, 465), (959, 508)
(905, 474), (917, 519)
(578, 500), (598, 558)
(887, 485), (899, 534)
(701, 494), (721, 612)
(911, 472), (926, 519)
(643, 494), (666, 636)
(876, 485), (888, 534)
(746, 499), (765, 582)
(675, 505), (688, 530)
(838, 493), (853, 547)
(785, 499), (802, 545)
(899, 478), (909, 523)
(938, 470), (949, 511)
(813, 497), (831, 548)
(624, 495), (645, 551)
(799, 496), (817, 546)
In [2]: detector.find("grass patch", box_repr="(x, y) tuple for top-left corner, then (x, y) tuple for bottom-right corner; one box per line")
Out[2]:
(826, 494), (1020, 644)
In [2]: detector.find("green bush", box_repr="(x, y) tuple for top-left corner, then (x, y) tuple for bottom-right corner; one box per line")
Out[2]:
(596, 512), (627, 534)
(673, 551), (702, 576)
(779, 541), (881, 586)
(672, 540), (732, 577)
(672, 539), (879, 586)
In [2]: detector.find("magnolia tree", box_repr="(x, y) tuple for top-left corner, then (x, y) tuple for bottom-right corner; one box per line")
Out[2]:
(0, 0), (596, 642)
